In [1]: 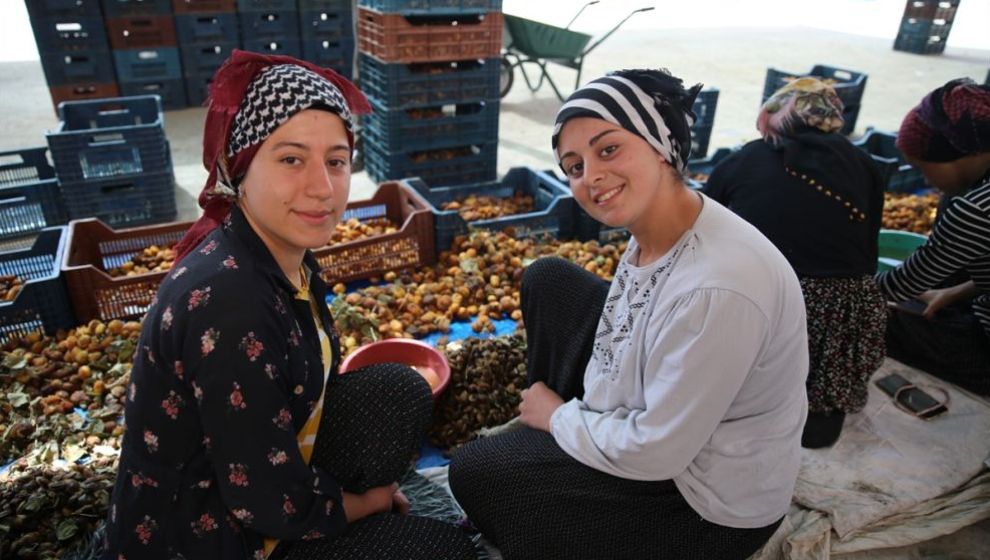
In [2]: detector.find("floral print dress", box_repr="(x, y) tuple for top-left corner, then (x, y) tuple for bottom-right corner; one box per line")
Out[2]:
(103, 205), (345, 560)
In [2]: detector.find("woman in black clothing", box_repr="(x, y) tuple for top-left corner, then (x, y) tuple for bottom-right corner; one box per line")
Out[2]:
(705, 77), (887, 448)
(876, 77), (990, 394)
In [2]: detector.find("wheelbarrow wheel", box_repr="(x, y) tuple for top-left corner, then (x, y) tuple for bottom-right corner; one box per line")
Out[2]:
(499, 57), (514, 98)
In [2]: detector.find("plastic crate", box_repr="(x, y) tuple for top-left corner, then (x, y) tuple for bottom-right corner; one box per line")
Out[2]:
(184, 73), (213, 106)
(242, 37), (302, 57)
(60, 168), (177, 228)
(877, 229), (928, 272)
(62, 218), (189, 321)
(299, 9), (353, 41)
(312, 181), (436, 284)
(853, 128), (927, 193)
(300, 39), (354, 76)
(364, 97), (499, 152)
(27, 0), (104, 19)
(893, 18), (952, 55)
(300, 0), (352, 9)
(46, 95), (169, 183)
(106, 15), (178, 49)
(49, 82), (121, 110)
(239, 10), (300, 39)
(113, 47), (181, 82)
(175, 13), (239, 45)
(171, 0), (237, 12)
(119, 78), (188, 109)
(690, 88), (718, 159)
(0, 148), (68, 241)
(358, 0), (500, 14)
(180, 42), (237, 76)
(902, 0), (959, 21)
(0, 227), (76, 337)
(403, 167), (573, 250)
(358, 54), (499, 109)
(684, 147), (736, 190)
(357, 8), (502, 64)
(30, 16), (110, 52)
(364, 135), (497, 186)
(101, 0), (173, 16)
(762, 65), (866, 134)
(236, 0), (296, 10)
(40, 50), (117, 86)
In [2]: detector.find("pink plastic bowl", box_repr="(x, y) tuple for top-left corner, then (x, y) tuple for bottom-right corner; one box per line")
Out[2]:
(339, 338), (451, 400)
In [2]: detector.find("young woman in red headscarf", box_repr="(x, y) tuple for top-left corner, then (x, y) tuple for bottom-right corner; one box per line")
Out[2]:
(101, 50), (478, 560)
(877, 77), (990, 394)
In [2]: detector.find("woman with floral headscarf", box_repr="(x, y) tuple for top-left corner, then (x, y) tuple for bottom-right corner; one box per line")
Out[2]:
(877, 77), (990, 394)
(704, 77), (887, 448)
(448, 69), (807, 559)
(102, 50), (478, 560)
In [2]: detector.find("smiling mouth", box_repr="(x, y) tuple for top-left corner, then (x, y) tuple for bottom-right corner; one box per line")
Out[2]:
(594, 185), (624, 204)
(295, 210), (333, 220)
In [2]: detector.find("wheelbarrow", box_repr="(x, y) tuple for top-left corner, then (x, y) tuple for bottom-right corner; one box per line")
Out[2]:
(500, 1), (655, 101)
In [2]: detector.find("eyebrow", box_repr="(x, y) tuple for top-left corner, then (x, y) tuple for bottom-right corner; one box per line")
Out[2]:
(270, 141), (350, 153)
(559, 129), (618, 161)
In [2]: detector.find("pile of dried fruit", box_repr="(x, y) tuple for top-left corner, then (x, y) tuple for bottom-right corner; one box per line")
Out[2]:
(329, 217), (399, 244)
(441, 193), (535, 222)
(410, 147), (472, 164)
(883, 192), (939, 234)
(0, 275), (25, 301)
(687, 171), (710, 183)
(429, 334), (527, 449)
(108, 243), (177, 277)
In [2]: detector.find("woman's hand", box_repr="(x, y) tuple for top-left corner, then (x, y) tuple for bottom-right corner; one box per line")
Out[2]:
(519, 381), (564, 432)
(342, 483), (397, 523)
(918, 281), (977, 319)
(391, 488), (410, 515)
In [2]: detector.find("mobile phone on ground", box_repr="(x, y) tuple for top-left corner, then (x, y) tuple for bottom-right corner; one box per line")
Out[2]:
(874, 373), (948, 419)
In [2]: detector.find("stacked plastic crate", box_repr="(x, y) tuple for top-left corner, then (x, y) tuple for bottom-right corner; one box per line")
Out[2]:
(45, 95), (178, 228)
(28, 0), (119, 110)
(238, 0), (301, 57)
(298, 0), (356, 78)
(174, 0), (240, 106)
(893, 0), (959, 55)
(103, 0), (187, 109)
(357, 0), (503, 186)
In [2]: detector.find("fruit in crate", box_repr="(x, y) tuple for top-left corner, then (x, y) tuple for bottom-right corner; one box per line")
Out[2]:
(329, 217), (399, 243)
(441, 193), (535, 222)
(882, 192), (939, 234)
(0, 275), (25, 301)
(108, 242), (178, 277)
(687, 171), (710, 183)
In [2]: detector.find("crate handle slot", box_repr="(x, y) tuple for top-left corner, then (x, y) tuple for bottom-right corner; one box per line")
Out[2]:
(0, 153), (27, 167)
(55, 22), (83, 32)
(0, 196), (27, 206)
(89, 133), (127, 147)
(100, 182), (138, 194)
(831, 70), (853, 81)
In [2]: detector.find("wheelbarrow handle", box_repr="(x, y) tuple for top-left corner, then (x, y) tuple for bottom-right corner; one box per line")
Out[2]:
(565, 0), (600, 30)
(583, 6), (655, 55)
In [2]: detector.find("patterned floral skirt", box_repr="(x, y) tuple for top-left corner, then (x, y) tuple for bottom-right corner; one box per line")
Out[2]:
(800, 275), (887, 414)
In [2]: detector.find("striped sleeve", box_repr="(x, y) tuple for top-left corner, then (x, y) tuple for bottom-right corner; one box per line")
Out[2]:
(876, 183), (990, 303)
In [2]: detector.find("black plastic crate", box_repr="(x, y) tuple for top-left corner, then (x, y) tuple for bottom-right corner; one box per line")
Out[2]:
(893, 18), (952, 55)
(404, 167), (573, 251)
(364, 133), (496, 186)
(30, 16), (109, 52)
(902, 0), (959, 21)
(358, 53), (499, 109)
(242, 37), (302, 57)
(46, 95), (169, 183)
(364, 97), (499, 152)
(0, 148), (68, 241)
(299, 8), (353, 41)
(690, 88), (718, 159)
(184, 72), (213, 106)
(113, 47), (182, 81)
(180, 42), (237, 76)
(0, 227), (76, 337)
(60, 169), (177, 227)
(27, 0), (103, 19)
(685, 147), (736, 189)
(40, 49), (117, 86)
(119, 78), (188, 110)
(762, 65), (867, 134)
(237, 0), (295, 10)
(852, 128), (926, 193)
(300, 38), (354, 76)
(358, 0), (501, 15)
(175, 13), (239, 45)
(239, 10), (300, 39)
(101, 0), (173, 16)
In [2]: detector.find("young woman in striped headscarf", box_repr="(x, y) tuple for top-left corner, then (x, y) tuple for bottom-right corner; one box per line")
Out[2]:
(449, 69), (808, 559)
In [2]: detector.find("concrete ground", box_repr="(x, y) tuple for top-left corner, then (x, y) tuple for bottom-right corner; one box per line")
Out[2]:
(1, 20), (988, 558)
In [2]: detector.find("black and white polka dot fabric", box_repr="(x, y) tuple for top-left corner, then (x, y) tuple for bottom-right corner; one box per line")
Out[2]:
(227, 64), (353, 157)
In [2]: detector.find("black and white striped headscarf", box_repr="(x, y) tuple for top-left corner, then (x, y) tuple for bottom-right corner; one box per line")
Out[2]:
(551, 69), (702, 173)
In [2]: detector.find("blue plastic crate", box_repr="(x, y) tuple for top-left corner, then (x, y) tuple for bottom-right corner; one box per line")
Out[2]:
(236, 0), (295, 10)
(358, 53), (499, 109)
(893, 17), (952, 55)
(690, 88), (718, 159)
(100, 0), (172, 16)
(0, 227), (76, 337)
(40, 49), (117, 86)
(364, 133), (497, 187)
(762, 65), (867, 134)
(358, 0), (501, 15)
(684, 146), (736, 190)
(113, 47), (182, 81)
(364, 97), (499, 152)
(852, 128), (927, 193)
(300, 0), (351, 9)
(184, 73), (214, 106)
(299, 8), (353, 41)
(60, 169), (177, 227)
(242, 37), (302, 57)
(119, 78), (188, 110)
(300, 38), (354, 76)
(26, 0), (103, 19)
(405, 167), (573, 251)
(47, 95), (170, 183)
(0, 148), (68, 241)
(30, 16), (109, 52)
(175, 13), (239, 45)
(180, 42), (237, 76)
(239, 10), (300, 38)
